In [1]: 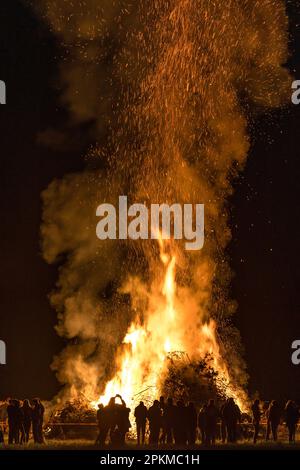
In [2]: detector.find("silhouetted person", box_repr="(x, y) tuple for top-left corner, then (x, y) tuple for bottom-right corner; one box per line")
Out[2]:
(107, 395), (129, 446)
(105, 397), (118, 444)
(97, 403), (104, 424)
(148, 400), (161, 446)
(285, 400), (299, 443)
(7, 399), (16, 444)
(164, 398), (175, 444)
(222, 398), (241, 443)
(32, 398), (44, 444)
(205, 399), (219, 445)
(267, 400), (281, 442)
(32, 400), (39, 443)
(0, 425), (4, 446)
(98, 400), (115, 445)
(38, 399), (45, 443)
(95, 404), (105, 445)
(186, 402), (197, 446)
(21, 399), (32, 443)
(13, 400), (24, 444)
(134, 401), (148, 446)
(219, 401), (227, 443)
(117, 396), (131, 445)
(6, 399), (23, 444)
(198, 404), (207, 444)
(159, 396), (166, 444)
(264, 401), (271, 440)
(251, 399), (261, 444)
(173, 400), (187, 447)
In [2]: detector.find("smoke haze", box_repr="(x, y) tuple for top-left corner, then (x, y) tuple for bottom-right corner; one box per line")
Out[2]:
(33, 0), (291, 403)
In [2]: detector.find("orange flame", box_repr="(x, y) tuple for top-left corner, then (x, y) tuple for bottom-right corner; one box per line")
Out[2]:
(91, 236), (247, 412)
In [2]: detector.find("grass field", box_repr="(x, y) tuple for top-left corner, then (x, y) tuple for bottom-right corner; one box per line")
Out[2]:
(0, 424), (299, 451)
(1, 439), (300, 451)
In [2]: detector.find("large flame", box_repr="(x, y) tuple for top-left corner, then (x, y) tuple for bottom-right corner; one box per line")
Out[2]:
(92, 235), (247, 411)
(92, 236), (182, 408)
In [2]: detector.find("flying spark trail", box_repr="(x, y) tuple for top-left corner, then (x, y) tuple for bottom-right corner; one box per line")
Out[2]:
(36, 0), (291, 410)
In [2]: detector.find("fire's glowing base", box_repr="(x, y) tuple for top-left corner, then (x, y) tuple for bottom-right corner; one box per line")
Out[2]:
(92, 238), (247, 413)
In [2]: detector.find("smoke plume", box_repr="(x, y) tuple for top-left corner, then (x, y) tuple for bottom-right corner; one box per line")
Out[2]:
(33, 0), (291, 403)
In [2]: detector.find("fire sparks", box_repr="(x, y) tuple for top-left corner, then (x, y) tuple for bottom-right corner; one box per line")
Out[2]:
(38, 0), (290, 414)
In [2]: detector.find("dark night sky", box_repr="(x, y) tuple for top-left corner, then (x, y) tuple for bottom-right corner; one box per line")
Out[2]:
(0, 0), (300, 402)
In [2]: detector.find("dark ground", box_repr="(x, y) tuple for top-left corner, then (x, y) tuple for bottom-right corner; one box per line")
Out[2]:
(0, 423), (300, 450)
(1, 440), (300, 451)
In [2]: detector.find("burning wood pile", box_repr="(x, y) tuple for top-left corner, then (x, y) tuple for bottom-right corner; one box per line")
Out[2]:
(45, 398), (97, 439)
(163, 352), (224, 404)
